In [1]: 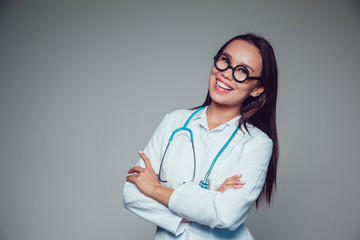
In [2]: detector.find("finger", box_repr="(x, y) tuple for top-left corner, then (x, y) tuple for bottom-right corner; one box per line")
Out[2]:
(126, 174), (136, 183)
(228, 175), (245, 183)
(224, 175), (241, 183)
(138, 150), (152, 169)
(221, 184), (244, 192)
(224, 178), (246, 186)
(128, 166), (144, 174)
(233, 178), (246, 185)
(230, 174), (242, 180)
(215, 187), (224, 193)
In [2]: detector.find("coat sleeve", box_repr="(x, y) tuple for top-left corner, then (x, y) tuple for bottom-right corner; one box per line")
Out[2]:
(123, 113), (186, 236)
(167, 132), (273, 230)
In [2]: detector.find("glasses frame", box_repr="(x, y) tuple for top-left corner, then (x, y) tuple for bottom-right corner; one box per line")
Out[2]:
(213, 53), (261, 83)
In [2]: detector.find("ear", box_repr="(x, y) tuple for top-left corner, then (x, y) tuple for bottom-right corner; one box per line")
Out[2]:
(250, 86), (264, 97)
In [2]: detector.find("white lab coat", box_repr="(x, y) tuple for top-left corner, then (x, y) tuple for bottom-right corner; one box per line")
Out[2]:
(123, 107), (273, 240)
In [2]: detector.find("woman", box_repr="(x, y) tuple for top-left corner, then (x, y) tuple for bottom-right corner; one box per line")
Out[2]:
(123, 33), (278, 240)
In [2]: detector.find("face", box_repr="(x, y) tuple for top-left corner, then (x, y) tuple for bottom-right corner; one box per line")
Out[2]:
(208, 39), (264, 111)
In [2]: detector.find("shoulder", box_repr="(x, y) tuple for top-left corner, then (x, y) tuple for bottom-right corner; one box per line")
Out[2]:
(167, 108), (194, 118)
(242, 123), (273, 148)
(162, 108), (199, 127)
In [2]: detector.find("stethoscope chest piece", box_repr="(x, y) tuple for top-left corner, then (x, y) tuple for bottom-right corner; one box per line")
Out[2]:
(199, 179), (209, 189)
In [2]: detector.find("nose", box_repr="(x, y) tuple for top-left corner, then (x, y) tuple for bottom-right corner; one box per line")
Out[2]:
(221, 68), (233, 81)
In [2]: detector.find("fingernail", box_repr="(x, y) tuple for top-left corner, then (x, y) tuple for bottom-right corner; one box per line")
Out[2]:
(138, 150), (143, 154)
(240, 180), (246, 184)
(237, 174), (242, 177)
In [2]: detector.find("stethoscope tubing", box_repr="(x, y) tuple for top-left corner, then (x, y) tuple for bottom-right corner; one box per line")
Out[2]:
(158, 138), (196, 183)
(158, 106), (240, 189)
(158, 107), (205, 184)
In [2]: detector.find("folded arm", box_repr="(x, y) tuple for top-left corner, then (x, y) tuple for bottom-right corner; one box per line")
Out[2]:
(167, 135), (273, 230)
(123, 114), (187, 236)
(123, 112), (271, 232)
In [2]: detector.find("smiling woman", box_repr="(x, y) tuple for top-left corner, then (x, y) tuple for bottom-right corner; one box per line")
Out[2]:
(123, 33), (278, 240)
(209, 40), (264, 114)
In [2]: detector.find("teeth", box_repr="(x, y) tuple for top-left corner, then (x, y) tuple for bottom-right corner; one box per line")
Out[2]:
(217, 80), (232, 90)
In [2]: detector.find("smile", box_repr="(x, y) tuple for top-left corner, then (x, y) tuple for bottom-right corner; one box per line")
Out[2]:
(216, 79), (233, 91)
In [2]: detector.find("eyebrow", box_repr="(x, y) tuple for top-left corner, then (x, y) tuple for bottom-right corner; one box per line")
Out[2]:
(223, 51), (255, 73)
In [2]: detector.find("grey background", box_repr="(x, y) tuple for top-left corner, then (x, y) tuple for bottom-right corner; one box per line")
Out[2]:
(0, 0), (359, 239)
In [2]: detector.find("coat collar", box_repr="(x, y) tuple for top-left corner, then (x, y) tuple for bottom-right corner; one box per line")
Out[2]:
(191, 106), (241, 132)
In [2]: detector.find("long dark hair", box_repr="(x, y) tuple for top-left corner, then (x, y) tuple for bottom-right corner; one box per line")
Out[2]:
(198, 33), (278, 207)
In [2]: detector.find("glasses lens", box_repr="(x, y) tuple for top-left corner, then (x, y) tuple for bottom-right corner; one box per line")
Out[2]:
(215, 54), (229, 70)
(234, 66), (248, 82)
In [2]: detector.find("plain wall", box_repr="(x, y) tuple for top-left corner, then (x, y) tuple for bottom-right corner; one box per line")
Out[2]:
(0, 0), (359, 239)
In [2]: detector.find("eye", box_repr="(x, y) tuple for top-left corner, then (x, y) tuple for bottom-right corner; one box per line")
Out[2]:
(220, 56), (229, 64)
(236, 67), (247, 74)
(234, 66), (249, 81)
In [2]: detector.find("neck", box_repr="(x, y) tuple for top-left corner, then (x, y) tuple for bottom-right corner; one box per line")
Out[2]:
(206, 102), (241, 131)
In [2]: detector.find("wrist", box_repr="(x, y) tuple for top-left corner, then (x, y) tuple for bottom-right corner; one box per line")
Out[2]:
(149, 183), (163, 199)
(151, 185), (175, 207)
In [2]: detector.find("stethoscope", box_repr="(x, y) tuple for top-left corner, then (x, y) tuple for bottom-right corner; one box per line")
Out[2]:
(158, 106), (240, 189)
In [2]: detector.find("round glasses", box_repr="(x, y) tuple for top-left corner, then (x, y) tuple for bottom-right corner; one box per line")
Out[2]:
(214, 53), (261, 83)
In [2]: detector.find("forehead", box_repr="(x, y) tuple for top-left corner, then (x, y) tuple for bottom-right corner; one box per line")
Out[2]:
(223, 40), (263, 70)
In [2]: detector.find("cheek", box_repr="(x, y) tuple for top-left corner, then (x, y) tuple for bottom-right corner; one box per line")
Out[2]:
(210, 65), (219, 76)
(209, 67), (217, 83)
(234, 81), (258, 93)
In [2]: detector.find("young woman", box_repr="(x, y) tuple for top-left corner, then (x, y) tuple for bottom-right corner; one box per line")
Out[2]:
(123, 33), (278, 240)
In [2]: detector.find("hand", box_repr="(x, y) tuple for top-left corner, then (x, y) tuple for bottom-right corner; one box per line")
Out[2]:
(126, 151), (161, 198)
(215, 174), (246, 193)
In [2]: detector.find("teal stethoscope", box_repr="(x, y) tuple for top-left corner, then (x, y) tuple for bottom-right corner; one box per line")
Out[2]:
(158, 106), (240, 189)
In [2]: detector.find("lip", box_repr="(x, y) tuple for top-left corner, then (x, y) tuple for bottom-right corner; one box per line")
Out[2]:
(215, 78), (233, 93)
